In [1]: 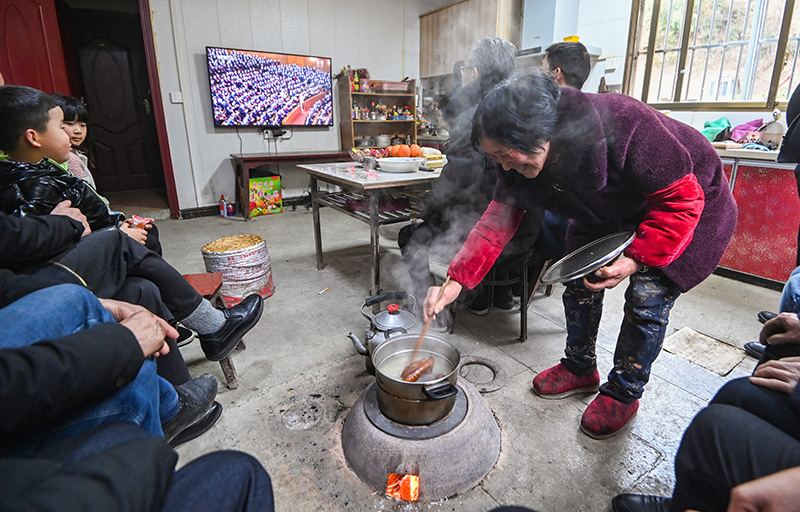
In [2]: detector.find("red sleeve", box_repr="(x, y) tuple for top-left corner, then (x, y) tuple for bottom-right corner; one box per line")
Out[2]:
(624, 174), (704, 267)
(447, 200), (525, 289)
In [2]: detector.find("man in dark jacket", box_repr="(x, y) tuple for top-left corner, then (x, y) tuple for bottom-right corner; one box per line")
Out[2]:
(0, 209), (264, 366)
(0, 284), (274, 512)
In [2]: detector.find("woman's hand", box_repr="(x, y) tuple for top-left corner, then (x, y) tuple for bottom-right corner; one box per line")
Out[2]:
(119, 220), (148, 245)
(749, 356), (800, 396)
(583, 256), (641, 291)
(423, 279), (463, 321)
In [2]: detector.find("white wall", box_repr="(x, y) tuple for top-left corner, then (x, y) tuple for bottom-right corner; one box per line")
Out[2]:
(149, 0), (447, 210)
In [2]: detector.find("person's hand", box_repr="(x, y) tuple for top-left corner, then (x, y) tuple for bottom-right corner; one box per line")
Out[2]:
(759, 313), (800, 346)
(99, 298), (177, 357)
(749, 356), (800, 396)
(423, 279), (463, 321)
(119, 311), (172, 357)
(584, 256), (640, 291)
(119, 222), (148, 245)
(726, 466), (800, 511)
(49, 200), (91, 236)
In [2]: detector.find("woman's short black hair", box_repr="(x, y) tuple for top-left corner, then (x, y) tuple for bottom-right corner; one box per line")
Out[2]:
(0, 85), (58, 153)
(50, 94), (88, 123)
(471, 71), (562, 153)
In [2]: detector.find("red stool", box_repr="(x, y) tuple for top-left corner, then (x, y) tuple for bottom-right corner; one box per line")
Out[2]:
(182, 272), (245, 390)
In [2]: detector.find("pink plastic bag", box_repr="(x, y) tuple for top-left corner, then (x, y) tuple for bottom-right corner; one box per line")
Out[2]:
(731, 119), (764, 142)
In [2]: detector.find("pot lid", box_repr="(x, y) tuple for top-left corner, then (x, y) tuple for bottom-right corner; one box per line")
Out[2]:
(540, 231), (636, 285)
(372, 303), (417, 331)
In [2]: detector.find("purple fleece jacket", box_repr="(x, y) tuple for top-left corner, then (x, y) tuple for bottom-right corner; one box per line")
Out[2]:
(493, 88), (737, 292)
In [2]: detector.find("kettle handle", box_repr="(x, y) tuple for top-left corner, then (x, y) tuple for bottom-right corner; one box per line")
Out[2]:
(361, 292), (416, 320)
(384, 327), (408, 338)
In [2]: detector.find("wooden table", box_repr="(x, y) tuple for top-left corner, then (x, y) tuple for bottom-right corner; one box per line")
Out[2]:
(297, 162), (441, 295)
(230, 151), (351, 220)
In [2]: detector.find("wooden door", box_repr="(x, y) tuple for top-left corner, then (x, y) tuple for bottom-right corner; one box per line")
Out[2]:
(68, 9), (164, 192)
(0, 0), (69, 93)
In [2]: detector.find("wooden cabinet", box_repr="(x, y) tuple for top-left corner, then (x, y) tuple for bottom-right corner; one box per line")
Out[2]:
(419, 0), (522, 78)
(337, 77), (417, 150)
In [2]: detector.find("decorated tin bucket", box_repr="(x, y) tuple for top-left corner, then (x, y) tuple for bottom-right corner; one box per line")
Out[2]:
(201, 234), (275, 306)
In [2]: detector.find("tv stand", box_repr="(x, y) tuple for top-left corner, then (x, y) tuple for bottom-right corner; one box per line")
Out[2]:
(230, 151), (351, 220)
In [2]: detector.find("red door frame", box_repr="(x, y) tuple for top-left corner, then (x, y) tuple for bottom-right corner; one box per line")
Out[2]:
(138, 0), (180, 219)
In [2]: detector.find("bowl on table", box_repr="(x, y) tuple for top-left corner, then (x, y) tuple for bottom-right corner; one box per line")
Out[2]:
(377, 157), (425, 173)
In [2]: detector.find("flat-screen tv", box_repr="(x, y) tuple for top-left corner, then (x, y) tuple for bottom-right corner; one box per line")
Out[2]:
(206, 46), (333, 127)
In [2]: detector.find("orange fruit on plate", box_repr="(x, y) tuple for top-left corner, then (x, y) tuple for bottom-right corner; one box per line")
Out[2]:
(389, 145), (400, 157)
(409, 144), (422, 157)
(396, 144), (411, 157)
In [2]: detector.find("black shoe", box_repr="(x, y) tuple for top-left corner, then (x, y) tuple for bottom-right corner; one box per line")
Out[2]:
(465, 292), (489, 316)
(176, 325), (195, 347)
(744, 341), (766, 359)
(611, 494), (671, 512)
(199, 294), (264, 361)
(493, 287), (514, 310)
(162, 374), (218, 444)
(169, 401), (223, 448)
(758, 311), (778, 324)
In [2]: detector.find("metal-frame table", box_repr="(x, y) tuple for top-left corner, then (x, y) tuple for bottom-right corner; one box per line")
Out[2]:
(297, 162), (441, 295)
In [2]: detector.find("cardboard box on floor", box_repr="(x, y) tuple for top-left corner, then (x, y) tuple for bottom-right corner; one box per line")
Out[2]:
(249, 173), (282, 217)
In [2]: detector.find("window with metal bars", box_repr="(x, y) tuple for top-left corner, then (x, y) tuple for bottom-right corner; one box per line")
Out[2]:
(624, 0), (799, 110)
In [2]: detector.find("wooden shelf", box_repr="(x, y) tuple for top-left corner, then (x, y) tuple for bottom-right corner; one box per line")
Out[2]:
(353, 119), (415, 123)
(352, 91), (414, 97)
(338, 77), (417, 150)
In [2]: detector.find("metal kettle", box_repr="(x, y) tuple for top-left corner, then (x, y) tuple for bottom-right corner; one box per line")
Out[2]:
(348, 292), (419, 373)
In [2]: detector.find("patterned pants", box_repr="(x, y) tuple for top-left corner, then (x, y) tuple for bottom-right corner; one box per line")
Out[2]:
(560, 269), (681, 402)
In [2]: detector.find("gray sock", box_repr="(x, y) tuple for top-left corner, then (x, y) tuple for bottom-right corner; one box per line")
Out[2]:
(181, 299), (226, 334)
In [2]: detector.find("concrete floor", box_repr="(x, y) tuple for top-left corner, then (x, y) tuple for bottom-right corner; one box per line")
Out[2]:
(156, 207), (778, 512)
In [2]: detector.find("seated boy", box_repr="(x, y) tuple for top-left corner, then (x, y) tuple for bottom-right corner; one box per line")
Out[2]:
(0, 85), (121, 233)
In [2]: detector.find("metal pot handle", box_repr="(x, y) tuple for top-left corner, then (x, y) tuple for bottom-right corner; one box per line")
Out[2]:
(361, 292), (416, 321)
(422, 382), (458, 401)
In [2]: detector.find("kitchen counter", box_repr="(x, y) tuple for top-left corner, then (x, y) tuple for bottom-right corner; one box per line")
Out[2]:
(715, 149), (799, 286)
(716, 148), (779, 161)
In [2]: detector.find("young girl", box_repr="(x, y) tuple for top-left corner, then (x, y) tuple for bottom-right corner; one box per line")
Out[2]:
(50, 94), (162, 255)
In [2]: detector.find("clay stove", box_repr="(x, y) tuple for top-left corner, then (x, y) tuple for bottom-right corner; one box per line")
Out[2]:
(340, 377), (501, 501)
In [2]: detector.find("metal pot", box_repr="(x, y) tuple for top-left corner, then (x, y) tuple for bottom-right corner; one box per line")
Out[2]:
(348, 292), (419, 373)
(371, 332), (460, 425)
(390, 135), (404, 145)
(375, 134), (391, 147)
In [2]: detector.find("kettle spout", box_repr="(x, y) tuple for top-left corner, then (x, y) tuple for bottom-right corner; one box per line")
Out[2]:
(348, 332), (369, 355)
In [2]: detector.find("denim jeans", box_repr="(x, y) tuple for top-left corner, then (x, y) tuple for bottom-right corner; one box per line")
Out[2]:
(779, 265), (800, 313)
(0, 284), (179, 456)
(561, 269), (681, 402)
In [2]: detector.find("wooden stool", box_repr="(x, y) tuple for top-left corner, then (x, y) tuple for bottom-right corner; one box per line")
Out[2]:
(182, 272), (245, 390)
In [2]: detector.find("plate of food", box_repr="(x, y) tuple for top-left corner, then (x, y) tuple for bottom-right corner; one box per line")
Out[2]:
(377, 157), (426, 173)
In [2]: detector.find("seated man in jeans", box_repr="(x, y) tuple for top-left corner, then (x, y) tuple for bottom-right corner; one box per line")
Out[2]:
(0, 284), (216, 453)
(612, 313), (800, 512)
(0, 284), (273, 511)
